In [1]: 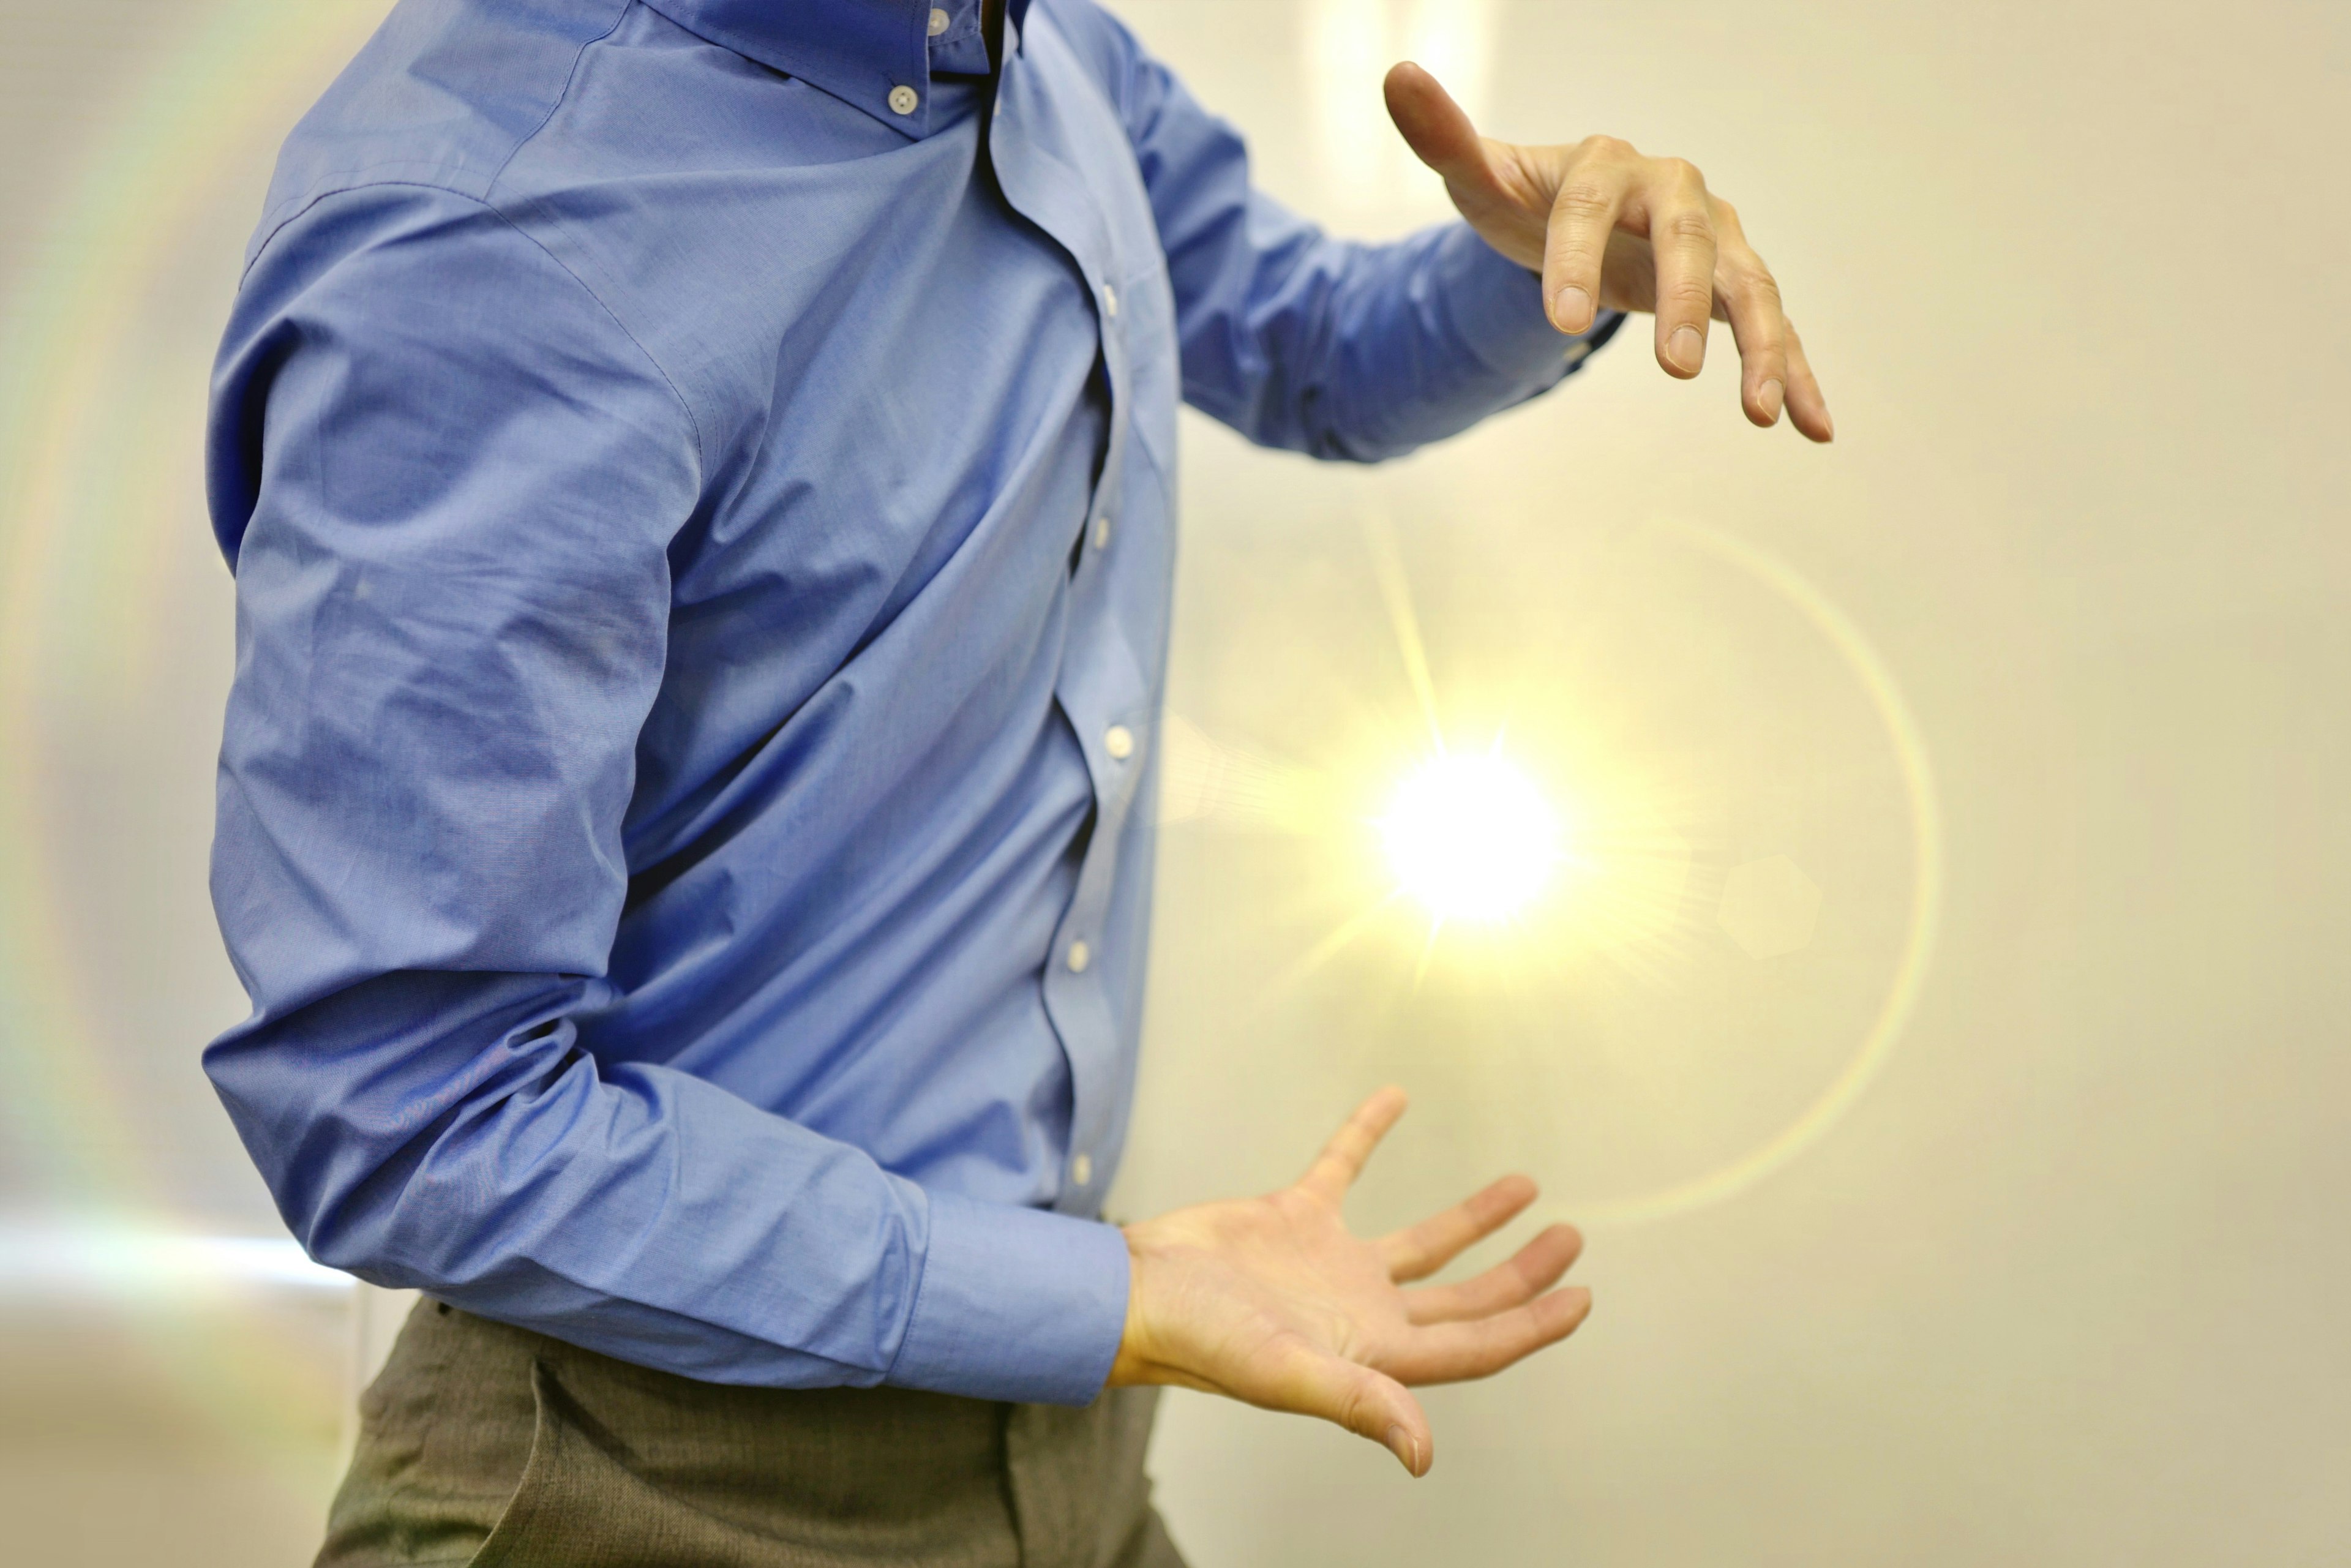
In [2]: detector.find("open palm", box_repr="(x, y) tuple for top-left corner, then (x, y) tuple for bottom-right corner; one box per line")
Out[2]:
(1108, 1088), (1590, 1476)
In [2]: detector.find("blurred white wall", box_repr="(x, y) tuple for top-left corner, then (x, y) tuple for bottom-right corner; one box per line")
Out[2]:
(1, 2), (2344, 1564)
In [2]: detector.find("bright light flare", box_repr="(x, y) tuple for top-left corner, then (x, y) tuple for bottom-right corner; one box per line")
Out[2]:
(1379, 751), (1561, 921)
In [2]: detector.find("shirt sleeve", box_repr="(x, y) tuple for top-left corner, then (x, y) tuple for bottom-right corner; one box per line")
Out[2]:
(1100, 23), (1624, 461)
(203, 183), (1128, 1404)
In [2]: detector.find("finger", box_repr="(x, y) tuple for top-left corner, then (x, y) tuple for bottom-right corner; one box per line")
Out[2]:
(1382, 62), (1502, 200)
(1404, 1224), (1583, 1324)
(1270, 1344), (1434, 1477)
(1719, 249), (1790, 427)
(1378, 1174), (1538, 1283)
(1298, 1086), (1409, 1202)
(1540, 139), (1634, 334)
(1632, 158), (1717, 377)
(1381, 1286), (1593, 1386)
(1704, 201), (1792, 427)
(1782, 322), (1834, 442)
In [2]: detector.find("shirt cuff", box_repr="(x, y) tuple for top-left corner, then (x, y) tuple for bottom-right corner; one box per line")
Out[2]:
(1435, 220), (1626, 384)
(888, 1188), (1131, 1405)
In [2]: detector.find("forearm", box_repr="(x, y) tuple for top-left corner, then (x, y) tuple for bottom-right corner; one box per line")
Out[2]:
(1101, 12), (1618, 463)
(1203, 216), (1622, 462)
(206, 965), (1131, 1399)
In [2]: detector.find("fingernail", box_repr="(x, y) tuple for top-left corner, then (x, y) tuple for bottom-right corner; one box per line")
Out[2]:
(1668, 324), (1704, 373)
(1552, 286), (1592, 332)
(1385, 1425), (1420, 1475)
(1758, 378), (1784, 422)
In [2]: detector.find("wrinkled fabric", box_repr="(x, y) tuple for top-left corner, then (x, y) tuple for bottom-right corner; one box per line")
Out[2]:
(205, 0), (1621, 1406)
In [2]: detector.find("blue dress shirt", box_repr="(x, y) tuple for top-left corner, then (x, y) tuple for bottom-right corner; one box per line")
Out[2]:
(204, 0), (1621, 1405)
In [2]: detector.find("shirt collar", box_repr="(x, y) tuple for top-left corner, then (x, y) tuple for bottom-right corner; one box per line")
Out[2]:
(641, 0), (1031, 139)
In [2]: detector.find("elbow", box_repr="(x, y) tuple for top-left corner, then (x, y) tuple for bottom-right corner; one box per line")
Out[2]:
(202, 1028), (444, 1281)
(199, 968), (590, 1285)
(1293, 379), (1433, 465)
(1305, 427), (1420, 465)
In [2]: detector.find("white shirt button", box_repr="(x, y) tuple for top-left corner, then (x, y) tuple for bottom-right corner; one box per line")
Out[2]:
(888, 84), (919, 115)
(1101, 282), (1119, 318)
(1066, 939), (1091, 973)
(1104, 724), (1134, 761)
(1093, 514), (1111, 550)
(1070, 1153), (1093, 1187)
(928, 7), (951, 36)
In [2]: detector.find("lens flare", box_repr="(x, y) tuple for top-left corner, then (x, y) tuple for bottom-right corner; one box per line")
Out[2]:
(1379, 750), (1560, 921)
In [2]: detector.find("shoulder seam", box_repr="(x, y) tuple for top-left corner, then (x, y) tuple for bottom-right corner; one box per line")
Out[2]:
(245, 164), (475, 283)
(478, 190), (710, 481)
(247, 181), (710, 484)
(242, 0), (634, 282)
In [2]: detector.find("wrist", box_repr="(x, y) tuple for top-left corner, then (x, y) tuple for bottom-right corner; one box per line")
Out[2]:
(1106, 1226), (1158, 1387)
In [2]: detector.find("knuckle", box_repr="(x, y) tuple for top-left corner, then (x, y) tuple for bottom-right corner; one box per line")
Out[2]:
(1662, 278), (1715, 312)
(1727, 270), (1783, 319)
(1581, 133), (1636, 163)
(1663, 156), (1706, 187)
(1662, 208), (1716, 246)
(1553, 182), (1617, 223)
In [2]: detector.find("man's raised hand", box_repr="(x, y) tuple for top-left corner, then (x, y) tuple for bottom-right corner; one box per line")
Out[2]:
(1106, 1087), (1590, 1476)
(1382, 61), (1833, 442)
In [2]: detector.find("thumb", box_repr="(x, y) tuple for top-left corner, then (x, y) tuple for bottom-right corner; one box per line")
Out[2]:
(1382, 61), (1496, 195)
(1287, 1348), (1435, 1478)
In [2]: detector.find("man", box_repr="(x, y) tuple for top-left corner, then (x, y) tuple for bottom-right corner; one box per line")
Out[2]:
(204, 0), (1831, 1562)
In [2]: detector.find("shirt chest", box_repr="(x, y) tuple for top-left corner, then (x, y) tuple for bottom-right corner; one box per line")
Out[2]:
(572, 25), (1180, 843)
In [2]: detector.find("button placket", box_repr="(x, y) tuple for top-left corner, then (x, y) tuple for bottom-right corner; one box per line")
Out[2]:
(1040, 644), (1152, 1199)
(988, 32), (1157, 1208)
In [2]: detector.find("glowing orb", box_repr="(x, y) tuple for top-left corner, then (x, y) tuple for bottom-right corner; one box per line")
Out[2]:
(1379, 751), (1561, 921)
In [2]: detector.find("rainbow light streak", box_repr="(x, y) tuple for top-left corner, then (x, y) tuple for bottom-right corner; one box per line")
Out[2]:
(0, 0), (392, 1485)
(0, 1218), (351, 1300)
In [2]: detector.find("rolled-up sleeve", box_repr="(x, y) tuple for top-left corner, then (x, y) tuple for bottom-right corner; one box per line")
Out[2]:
(1104, 24), (1623, 461)
(203, 183), (1129, 1401)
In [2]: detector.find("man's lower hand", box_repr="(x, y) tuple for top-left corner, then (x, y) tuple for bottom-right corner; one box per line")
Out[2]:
(1106, 1087), (1590, 1477)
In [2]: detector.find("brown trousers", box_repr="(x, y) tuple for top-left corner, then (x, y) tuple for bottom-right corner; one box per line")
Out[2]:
(317, 1300), (1187, 1568)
